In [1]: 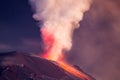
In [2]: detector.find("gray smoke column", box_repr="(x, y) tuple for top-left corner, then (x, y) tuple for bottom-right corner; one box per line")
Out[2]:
(29, 0), (92, 61)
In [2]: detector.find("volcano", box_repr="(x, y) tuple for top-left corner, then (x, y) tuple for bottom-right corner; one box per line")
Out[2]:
(0, 51), (95, 80)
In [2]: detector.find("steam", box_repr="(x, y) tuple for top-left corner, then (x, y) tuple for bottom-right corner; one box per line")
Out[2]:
(66, 0), (120, 80)
(30, 0), (92, 61)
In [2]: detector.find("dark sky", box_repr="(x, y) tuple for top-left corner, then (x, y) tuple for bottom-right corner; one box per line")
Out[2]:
(0, 0), (120, 80)
(0, 0), (42, 53)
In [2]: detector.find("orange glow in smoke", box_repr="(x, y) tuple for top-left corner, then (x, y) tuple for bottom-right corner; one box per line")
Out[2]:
(41, 29), (92, 80)
(41, 29), (63, 61)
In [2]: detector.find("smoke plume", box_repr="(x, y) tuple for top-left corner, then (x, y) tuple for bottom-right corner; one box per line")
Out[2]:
(30, 0), (92, 61)
(66, 0), (120, 80)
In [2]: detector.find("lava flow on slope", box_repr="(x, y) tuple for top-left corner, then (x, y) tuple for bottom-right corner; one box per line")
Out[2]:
(41, 29), (95, 80)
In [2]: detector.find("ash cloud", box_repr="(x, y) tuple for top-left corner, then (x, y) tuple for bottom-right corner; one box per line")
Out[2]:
(29, 0), (92, 61)
(66, 0), (120, 80)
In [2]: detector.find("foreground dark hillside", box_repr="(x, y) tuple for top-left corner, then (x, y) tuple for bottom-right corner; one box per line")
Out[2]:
(0, 51), (95, 80)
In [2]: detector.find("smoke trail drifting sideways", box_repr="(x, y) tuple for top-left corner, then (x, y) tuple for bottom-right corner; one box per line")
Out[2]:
(30, 0), (92, 61)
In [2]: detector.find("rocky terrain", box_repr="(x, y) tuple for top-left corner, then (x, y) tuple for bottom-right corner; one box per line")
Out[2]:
(0, 51), (95, 80)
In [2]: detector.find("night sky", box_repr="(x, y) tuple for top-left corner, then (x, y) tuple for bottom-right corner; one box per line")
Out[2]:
(0, 0), (42, 53)
(0, 0), (120, 80)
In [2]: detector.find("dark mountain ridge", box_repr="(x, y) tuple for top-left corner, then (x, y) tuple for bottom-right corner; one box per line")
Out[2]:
(0, 51), (95, 80)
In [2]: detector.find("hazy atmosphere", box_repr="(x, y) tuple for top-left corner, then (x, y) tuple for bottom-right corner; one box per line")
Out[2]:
(0, 0), (120, 80)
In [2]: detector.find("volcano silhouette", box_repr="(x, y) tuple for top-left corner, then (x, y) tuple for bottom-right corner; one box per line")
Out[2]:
(0, 51), (95, 80)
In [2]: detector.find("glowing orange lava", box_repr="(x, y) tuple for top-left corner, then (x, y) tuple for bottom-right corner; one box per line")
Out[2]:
(57, 62), (92, 80)
(40, 29), (92, 80)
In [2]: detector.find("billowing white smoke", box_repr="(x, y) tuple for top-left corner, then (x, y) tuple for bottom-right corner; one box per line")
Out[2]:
(29, 0), (92, 60)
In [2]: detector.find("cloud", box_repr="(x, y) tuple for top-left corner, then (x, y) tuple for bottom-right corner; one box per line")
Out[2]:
(65, 0), (120, 80)
(21, 38), (41, 46)
(0, 43), (12, 51)
(0, 37), (43, 54)
(14, 38), (43, 53)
